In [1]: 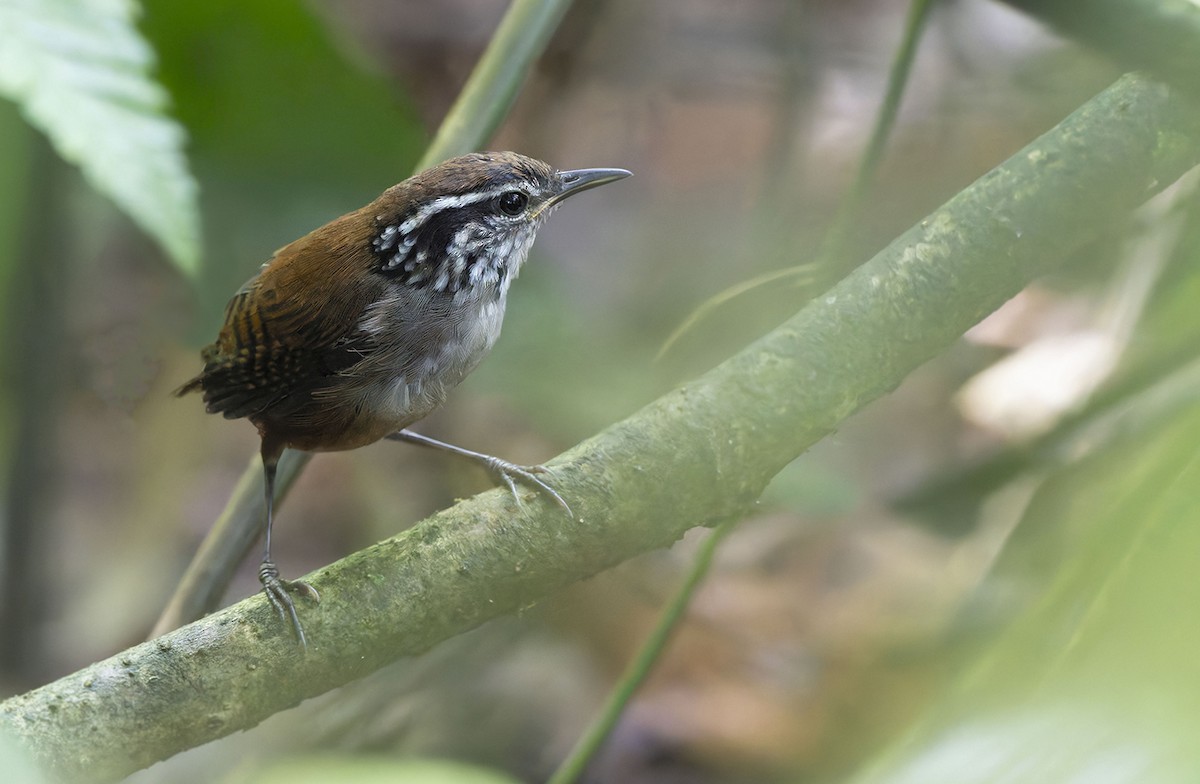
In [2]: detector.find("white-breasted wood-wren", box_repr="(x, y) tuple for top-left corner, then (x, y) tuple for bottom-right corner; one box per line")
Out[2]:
(178, 152), (631, 645)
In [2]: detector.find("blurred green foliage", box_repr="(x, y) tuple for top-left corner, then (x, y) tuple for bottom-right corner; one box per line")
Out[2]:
(0, 102), (31, 446)
(3, 2), (1200, 783)
(139, 0), (425, 330)
(844, 156), (1200, 782)
(0, 0), (200, 274)
(854, 396), (1200, 784)
(233, 755), (521, 784)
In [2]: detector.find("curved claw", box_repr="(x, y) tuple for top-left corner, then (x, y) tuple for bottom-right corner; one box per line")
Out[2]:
(388, 431), (575, 516)
(259, 561), (319, 649)
(481, 457), (573, 517)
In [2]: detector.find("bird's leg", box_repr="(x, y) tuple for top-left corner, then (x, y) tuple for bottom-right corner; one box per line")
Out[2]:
(259, 441), (319, 648)
(387, 429), (572, 516)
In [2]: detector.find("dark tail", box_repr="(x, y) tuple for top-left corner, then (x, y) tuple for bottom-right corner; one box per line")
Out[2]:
(173, 375), (204, 397)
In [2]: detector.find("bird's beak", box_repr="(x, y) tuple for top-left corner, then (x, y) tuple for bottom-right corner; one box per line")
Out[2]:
(547, 167), (633, 208)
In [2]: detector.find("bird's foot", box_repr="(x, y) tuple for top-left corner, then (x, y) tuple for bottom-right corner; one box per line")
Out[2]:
(481, 456), (572, 517)
(259, 560), (320, 649)
(386, 430), (573, 516)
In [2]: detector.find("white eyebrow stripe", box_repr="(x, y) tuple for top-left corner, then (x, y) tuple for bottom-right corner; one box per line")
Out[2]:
(397, 183), (535, 236)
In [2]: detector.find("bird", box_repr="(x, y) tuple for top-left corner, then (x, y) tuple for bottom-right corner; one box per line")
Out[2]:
(177, 151), (631, 646)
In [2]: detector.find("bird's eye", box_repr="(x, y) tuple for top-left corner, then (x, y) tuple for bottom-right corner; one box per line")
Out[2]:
(498, 191), (528, 216)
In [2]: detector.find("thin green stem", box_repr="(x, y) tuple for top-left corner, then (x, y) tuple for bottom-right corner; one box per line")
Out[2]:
(547, 519), (740, 784)
(656, 264), (817, 361)
(818, 0), (934, 268)
(420, 0), (574, 169)
(657, 0), (934, 359)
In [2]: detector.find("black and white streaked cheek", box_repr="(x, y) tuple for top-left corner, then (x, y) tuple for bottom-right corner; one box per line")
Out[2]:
(434, 221), (490, 293)
(462, 224), (538, 295)
(371, 179), (552, 297)
(372, 224), (418, 275)
(375, 185), (520, 258)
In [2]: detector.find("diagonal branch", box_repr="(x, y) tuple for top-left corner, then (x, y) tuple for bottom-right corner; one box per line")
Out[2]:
(3, 72), (1199, 784)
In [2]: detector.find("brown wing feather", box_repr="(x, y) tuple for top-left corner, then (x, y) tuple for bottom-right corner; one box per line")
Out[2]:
(176, 212), (384, 423)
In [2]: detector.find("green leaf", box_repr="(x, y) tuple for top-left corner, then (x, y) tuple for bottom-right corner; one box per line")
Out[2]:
(852, 402), (1200, 783)
(0, 0), (201, 275)
(139, 0), (425, 315)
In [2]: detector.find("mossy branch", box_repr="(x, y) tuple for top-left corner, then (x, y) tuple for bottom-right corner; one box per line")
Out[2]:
(3, 73), (1199, 783)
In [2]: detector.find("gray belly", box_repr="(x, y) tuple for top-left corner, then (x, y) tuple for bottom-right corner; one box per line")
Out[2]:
(361, 295), (507, 427)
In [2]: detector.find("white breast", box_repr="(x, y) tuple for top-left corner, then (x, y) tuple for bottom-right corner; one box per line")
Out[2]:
(352, 288), (511, 427)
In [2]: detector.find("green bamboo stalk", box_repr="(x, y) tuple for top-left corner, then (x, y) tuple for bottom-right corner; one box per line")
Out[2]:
(418, 0), (574, 168)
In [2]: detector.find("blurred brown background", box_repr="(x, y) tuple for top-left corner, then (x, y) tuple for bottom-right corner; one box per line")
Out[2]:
(1, 1), (1149, 781)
